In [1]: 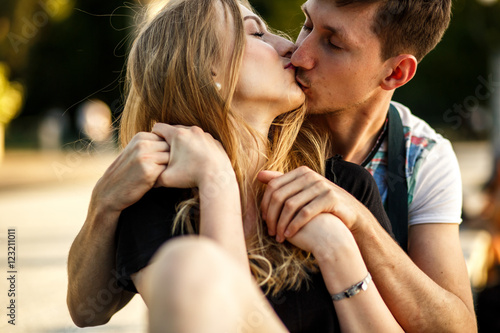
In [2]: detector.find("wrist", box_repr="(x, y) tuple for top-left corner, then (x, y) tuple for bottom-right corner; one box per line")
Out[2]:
(86, 195), (122, 234)
(350, 209), (378, 241)
(198, 166), (237, 190)
(331, 272), (372, 301)
(314, 234), (369, 295)
(90, 176), (130, 214)
(312, 224), (357, 263)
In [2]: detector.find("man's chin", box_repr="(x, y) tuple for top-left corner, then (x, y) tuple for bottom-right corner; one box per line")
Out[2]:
(304, 100), (324, 115)
(304, 102), (344, 116)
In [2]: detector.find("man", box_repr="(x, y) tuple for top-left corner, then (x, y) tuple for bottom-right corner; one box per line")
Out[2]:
(67, 0), (476, 332)
(257, 0), (476, 332)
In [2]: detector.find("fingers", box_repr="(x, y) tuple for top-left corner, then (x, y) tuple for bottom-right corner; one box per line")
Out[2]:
(284, 192), (331, 238)
(127, 132), (170, 155)
(132, 131), (165, 142)
(260, 166), (344, 243)
(134, 140), (170, 154)
(265, 178), (311, 239)
(153, 164), (171, 188)
(261, 167), (319, 237)
(275, 184), (325, 241)
(151, 123), (176, 143)
(257, 170), (283, 184)
(260, 167), (310, 221)
(149, 151), (170, 165)
(125, 139), (170, 166)
(118, 133), (171, 186)
(152, 123), (207, 145)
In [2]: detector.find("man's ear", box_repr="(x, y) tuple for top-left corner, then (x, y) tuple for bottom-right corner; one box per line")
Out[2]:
(381, 54), (417, 91)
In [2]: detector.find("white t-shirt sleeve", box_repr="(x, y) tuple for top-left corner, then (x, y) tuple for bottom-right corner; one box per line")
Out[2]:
(408, 140), (463, 226)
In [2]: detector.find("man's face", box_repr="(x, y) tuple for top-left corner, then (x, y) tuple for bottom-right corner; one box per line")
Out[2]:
(292, 0), (389, 114)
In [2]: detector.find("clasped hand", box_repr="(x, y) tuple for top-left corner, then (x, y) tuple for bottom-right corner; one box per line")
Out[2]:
(152, 123), (234, 189)
(258, 167), (375, 255)
(93, 123), (234, 213)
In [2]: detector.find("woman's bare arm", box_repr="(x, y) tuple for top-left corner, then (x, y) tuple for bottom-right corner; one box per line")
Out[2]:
(289, 213), (404, 332)
(153, 124), (249, 270)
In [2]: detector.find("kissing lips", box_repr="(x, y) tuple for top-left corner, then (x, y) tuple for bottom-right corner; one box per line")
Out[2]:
(295, 76), (310, 92)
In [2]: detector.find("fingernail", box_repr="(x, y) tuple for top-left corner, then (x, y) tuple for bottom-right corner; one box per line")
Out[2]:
(284, 230), (291, 237)
(276, 235), (282, 243)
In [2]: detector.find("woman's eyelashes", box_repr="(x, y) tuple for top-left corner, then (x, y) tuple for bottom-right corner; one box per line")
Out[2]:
(251, 31), (265, 38)
(245, 19), (266, 39)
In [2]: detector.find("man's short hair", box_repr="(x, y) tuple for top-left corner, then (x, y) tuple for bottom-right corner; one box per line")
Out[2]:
(335, 0), (452, 62)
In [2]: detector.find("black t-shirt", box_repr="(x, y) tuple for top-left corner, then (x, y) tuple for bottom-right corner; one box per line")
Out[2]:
(115, 156), (392, 333)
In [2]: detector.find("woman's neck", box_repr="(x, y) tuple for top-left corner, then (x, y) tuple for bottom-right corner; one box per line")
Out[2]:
(241, 127), (270, 241)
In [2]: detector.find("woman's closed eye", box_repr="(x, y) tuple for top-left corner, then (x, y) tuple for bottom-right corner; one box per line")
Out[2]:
(252, 31), (265, 38)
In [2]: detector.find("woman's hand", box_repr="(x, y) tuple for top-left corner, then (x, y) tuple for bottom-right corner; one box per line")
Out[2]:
(288, 214), (404, 333)
(92, 131), (170, 214)
(258, 167), (375, 243)
(152, 123), (235, 189)
(286, 213), (356, 260)
(153, 123), (247, 270)
(286, 213), (369, 296)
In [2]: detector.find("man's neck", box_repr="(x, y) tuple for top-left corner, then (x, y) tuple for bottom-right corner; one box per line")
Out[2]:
(322, 97), (392, 165)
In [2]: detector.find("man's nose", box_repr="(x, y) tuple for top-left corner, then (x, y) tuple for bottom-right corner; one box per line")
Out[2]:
(291, 35), (315, 70)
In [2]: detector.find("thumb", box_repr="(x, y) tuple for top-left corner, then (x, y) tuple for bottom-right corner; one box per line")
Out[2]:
(152, 123), (175, 144)
(257, 170), (284, 184)
(155, 167), (186, 189)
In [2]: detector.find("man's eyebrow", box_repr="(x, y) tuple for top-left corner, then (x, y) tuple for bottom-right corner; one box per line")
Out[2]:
(324, 24), (351, 44)
(301, 3), (352, 44)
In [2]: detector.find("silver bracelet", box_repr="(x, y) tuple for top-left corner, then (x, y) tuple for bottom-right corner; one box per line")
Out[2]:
(331, 272), (372, 301)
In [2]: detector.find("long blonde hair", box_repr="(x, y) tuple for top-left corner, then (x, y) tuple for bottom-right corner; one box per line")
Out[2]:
(120, 0), (329, 295)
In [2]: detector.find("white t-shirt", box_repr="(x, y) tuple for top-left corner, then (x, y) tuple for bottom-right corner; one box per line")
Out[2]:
(364, 101), (462, 226)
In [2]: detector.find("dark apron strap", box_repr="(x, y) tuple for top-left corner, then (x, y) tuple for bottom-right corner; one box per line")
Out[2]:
(387, 105), (409, 252)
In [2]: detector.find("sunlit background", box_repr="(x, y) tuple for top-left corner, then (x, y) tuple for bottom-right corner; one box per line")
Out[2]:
(0, 0), (499, 332)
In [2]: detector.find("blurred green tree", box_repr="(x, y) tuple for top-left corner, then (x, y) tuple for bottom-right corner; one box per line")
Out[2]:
(250, 0), (305, 38)
(1, 0), (134, 147)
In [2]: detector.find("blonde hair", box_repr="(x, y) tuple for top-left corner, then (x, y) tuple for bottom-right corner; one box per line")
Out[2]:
(120, 0), (329, 295)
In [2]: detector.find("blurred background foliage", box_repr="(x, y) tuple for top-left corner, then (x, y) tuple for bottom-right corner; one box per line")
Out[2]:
(0, 0), (499, 149)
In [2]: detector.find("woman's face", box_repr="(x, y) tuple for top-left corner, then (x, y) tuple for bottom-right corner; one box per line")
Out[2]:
(229, 5), (305, 127)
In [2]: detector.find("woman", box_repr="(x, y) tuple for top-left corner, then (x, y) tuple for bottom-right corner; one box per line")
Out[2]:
(68, 0), (401, 331)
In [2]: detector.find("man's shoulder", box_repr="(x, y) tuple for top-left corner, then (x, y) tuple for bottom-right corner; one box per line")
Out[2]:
(391, 101), (447, 146)
(367, 102), (460, 207)
(390, 101), (456, 172)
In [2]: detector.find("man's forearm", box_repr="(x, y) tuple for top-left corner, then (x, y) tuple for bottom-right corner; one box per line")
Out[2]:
(67, 203), (133, 327)
(353, 222), (477, 333)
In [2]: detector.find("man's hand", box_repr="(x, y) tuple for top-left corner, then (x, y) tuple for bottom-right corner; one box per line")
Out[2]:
(93, 131), (170, 214)
(258, 166), (374, 243)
